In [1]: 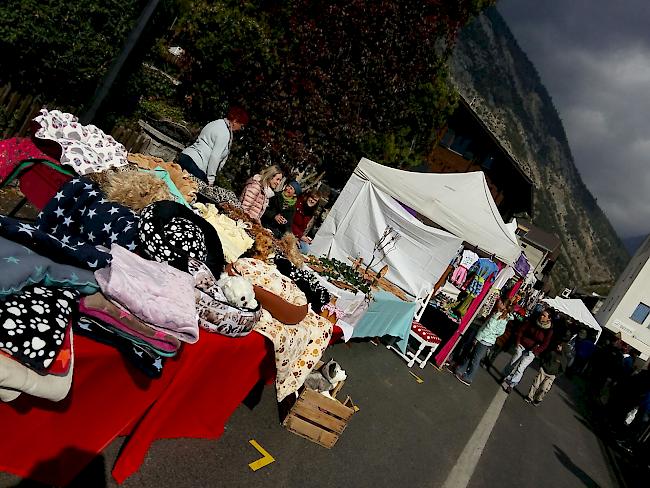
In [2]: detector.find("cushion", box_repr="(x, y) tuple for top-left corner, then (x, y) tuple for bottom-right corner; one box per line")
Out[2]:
(411, 321), (441, 344)
(139, 200), (225, 277)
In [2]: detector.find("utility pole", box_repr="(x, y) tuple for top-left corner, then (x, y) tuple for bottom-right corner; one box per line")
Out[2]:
(80, 0), (161, 125)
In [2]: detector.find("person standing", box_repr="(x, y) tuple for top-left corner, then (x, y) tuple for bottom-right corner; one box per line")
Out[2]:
(178, 106), (249, 185)
(455, 298), (514, 386)
(525, 337), (571, 406)
(501, 309), (553, 394)
(239, 165), (284, 221)
(292, 190), (321, 254)
(262, 180), (301, 238)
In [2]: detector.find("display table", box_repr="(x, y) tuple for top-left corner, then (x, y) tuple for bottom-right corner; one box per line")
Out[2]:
(1, 322), (344, 485)
(351, 291), (417, 353)
(0, 331), (274, 485)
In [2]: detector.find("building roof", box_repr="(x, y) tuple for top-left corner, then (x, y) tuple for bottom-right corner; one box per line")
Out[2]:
(517, 219), (562, 254)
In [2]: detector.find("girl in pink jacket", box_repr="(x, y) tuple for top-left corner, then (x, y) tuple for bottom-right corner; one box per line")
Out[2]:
(239, 165), (283, 221)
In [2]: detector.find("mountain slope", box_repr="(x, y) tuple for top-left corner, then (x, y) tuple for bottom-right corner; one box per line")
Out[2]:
(450, 7), (629, 292)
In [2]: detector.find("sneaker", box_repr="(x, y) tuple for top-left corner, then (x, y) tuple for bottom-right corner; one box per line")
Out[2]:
(524, 397), (533, 403)
(455, 373), (471, 386)
(532, 400), (542, 406)
(501, 382), (513, 394)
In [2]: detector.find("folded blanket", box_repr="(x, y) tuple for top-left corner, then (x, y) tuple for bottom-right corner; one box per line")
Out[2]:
(0, 215), (111, 271)
(0, 235), (98, 297)
(37, 176), (139, 253)
(75, 317), (166, 379)
(254, 309), (332, 401)
(32, 108), (128, 175)
(0, 329), (74, 402)
(79, 293), (181, 355)
(0, 285), (79, 372)
(193, 203), (254, 263)
(95, 244), (199, 343)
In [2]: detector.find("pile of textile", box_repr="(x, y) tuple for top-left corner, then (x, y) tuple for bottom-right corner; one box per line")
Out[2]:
(0, 108), (338, 405)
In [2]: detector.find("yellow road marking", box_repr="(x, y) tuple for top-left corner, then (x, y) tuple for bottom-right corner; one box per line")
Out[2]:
(248, 439), (275, 471)
(409, 371), (424, 383)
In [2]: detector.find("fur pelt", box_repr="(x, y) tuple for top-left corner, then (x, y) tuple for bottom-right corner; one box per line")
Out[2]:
(103, 169), (174, 211)
(278, 233), (305, 268)
(220, 203), (306, 268)
(127, 153), (198, 203)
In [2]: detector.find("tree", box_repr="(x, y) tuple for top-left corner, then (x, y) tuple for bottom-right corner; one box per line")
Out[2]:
(175, 0), (494, 187)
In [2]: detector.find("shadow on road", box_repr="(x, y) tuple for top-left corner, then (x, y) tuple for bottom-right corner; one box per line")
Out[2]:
(553, 444), (601, 488)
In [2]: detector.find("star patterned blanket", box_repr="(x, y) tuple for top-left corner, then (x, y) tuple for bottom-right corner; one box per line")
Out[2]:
(0, 235), (98, 297)
(36, 176), (139, 266)
(0, 215), (111, 271)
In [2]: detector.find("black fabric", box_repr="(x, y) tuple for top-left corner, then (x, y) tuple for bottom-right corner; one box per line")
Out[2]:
(138, 200), (225, 277)
(262, 192), (296, 238)
(0, 285), (78, 372)
(37, 176), (139, 256)
(75, 317), (165, 379)
(274, 255), (330, 312)
(0, 215), (111, 271)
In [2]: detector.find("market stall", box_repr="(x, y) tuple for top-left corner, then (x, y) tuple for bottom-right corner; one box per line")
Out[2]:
(311, 158), (523, 364)
(0, 109), (349, 485)
(541, 297), (603, 340)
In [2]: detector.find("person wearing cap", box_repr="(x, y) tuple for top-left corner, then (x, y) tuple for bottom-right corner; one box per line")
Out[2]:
(262, 179), (301, 237)
(178, 106), (249, 186)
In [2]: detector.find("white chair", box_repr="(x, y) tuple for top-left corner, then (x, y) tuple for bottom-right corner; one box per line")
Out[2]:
(387, 287), (441, 368)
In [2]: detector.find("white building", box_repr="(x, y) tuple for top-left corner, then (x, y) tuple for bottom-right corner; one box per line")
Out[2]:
(596, 235), (650, 359)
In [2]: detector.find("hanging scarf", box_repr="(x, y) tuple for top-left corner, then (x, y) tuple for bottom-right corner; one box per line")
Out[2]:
(281, 192), (297, 210)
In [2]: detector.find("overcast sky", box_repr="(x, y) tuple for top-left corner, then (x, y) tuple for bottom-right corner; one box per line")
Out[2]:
(498, 0), (650, 239)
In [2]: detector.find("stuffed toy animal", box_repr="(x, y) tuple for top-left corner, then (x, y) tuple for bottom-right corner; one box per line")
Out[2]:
(304, 359), (347, 397)
(277, 233), (305, 268)
(217, 273), (258, 310)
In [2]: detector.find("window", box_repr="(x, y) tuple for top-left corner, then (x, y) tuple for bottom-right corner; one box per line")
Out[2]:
(630, 302), (650, 324)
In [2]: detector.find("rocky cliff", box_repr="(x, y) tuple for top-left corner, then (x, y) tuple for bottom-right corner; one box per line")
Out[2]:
(450, 7), (629, 293)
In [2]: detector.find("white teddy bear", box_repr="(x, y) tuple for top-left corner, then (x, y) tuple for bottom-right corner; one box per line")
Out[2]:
(217, 273), (258, 310)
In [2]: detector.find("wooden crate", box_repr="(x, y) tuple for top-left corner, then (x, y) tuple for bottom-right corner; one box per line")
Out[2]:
(282, 384), (355, 448)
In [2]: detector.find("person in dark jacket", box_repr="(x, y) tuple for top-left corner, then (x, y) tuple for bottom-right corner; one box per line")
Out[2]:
(501, 309), (554, 394)
(525, 337), (571, 406)
(262, 180), (301, 238)
(291, 190), (321, 253)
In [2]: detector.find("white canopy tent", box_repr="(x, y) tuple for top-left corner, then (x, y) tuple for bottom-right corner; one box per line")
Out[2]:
(354, 158), (521, 264)
(311, 158), (523, 297)
(310, 170), (463, 297)
(542, 297), (602, 340)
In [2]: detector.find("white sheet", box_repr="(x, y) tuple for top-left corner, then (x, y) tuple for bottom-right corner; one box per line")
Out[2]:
(311, 173), (462, 297)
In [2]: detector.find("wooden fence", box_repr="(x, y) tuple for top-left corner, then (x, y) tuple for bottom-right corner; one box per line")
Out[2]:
(0, 82), (148, 153)
(0, 83), (43, 139)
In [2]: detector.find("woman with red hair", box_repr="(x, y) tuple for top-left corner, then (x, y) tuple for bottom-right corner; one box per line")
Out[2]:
(178, 106), (249, 186)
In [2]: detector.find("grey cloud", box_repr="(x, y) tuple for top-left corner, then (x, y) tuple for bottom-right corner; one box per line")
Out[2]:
(499, 0), (650, 237)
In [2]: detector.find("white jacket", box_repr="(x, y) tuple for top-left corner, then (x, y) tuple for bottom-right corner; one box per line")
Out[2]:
(181, 119), (231, 184)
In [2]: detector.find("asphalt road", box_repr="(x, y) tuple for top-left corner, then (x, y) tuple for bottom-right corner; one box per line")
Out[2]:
(0, 339), (630, 488)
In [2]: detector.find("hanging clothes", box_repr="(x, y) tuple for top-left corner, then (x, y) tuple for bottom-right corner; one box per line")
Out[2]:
(459, 249), (479, 268)
(465, 258), (499, 295)
(453, 292), (477, 317)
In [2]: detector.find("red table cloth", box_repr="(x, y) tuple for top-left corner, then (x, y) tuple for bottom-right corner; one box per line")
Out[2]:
(0, 331), (274, 485)
(1, 325), (343, 485)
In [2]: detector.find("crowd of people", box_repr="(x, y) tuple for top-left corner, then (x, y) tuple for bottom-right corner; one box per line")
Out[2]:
(177, 109), (325, 254)
(450, 293), (650, 467)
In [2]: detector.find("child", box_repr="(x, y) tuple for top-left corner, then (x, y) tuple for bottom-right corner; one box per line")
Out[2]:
(455, 298), (515, 386)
